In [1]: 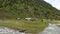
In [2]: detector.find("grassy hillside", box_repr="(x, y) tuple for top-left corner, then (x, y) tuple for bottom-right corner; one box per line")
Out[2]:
(0, 19), (49, 34)
(0, 0), (60, 19)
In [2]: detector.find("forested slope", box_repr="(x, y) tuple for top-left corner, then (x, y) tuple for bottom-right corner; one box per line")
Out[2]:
(0, 0), (60, 19)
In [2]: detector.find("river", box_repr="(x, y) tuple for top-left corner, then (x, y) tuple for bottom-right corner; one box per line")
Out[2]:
(39, 23), (60, 34)
(0, 26), (25, 34)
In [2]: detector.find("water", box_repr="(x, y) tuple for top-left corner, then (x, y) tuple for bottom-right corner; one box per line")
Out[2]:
(39, 23), (60, 34)
(0, 26), (25, 34)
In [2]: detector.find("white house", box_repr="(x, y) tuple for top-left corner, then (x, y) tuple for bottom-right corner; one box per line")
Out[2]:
(25, 18), (32, 20)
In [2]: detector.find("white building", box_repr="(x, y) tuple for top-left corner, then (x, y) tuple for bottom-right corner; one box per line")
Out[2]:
(25, 18), (32, 20)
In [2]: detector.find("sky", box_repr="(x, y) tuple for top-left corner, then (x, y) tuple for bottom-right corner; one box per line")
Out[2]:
(44, 0), (60, 10)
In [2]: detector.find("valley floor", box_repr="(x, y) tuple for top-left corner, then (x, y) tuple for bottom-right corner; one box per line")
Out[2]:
(0, 19), (49, 34)
(0, 19), (60, 34)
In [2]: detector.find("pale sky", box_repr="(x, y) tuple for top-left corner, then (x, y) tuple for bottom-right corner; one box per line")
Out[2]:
(44, 0), (60, 10)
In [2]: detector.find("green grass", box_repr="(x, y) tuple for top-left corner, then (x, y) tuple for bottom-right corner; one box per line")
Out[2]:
(0, 19), (49, 34)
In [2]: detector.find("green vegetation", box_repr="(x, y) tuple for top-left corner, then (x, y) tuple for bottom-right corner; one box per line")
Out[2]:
(0, 0), (60, 19)
(0, 19), (49, 34)
(0, 0), (60, 34)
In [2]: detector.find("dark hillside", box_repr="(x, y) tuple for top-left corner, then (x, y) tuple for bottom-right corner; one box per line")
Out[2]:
(0, 0), (60, 19)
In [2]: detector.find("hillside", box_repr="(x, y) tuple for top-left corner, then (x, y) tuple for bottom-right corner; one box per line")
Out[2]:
(0, 0), (60, 19)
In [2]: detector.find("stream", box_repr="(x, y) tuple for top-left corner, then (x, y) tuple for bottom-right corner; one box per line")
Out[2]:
(0, 26), (25, 34)
(39, 23), (60, 34)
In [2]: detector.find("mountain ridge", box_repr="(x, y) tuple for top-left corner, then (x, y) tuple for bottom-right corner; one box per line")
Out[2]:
(0, 0), (60, 19)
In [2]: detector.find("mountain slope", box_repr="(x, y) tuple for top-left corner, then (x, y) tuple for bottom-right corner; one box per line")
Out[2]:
(0, 0), (60, 19)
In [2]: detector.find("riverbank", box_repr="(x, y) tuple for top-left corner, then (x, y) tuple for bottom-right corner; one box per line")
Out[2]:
(0, 19), (49, 34)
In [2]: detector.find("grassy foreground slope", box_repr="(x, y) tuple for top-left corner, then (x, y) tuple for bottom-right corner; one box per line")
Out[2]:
(0, 19), (49, 34)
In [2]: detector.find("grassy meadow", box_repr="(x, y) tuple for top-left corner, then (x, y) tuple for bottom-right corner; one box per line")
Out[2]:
(0, 19), (49, 34)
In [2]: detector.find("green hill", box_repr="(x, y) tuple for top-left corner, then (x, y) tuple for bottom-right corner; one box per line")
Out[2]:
(0, 0), (60, 19)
